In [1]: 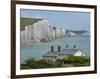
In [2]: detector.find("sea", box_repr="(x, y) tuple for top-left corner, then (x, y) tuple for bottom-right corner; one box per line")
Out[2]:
(20, 35), (90, 64)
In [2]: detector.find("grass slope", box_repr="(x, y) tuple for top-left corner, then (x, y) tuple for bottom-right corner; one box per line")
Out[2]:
(20, 17), (42, 31)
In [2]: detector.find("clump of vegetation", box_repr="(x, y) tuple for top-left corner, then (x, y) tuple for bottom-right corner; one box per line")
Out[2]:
(21, 56), (90, 69)
(21, 58), (57, 69)
(57, 56), (90, 67)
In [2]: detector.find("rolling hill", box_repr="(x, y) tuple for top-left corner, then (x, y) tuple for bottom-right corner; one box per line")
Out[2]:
(20, 17), (42, 31)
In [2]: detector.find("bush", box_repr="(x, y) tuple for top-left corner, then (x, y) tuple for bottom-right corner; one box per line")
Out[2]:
(21, 58), (59, 69)
(62, 56), (90, 66)
(21, 56), (90, 69)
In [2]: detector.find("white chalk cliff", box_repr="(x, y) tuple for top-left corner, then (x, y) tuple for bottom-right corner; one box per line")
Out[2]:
(20, 19), (65, 43)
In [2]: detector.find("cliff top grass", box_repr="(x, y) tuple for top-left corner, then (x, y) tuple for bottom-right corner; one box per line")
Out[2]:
(20, 17), (42, 31)
(43, 51), (58, 57)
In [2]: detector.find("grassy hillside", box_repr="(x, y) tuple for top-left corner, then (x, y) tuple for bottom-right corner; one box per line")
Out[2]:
(20, 17), (42, 31)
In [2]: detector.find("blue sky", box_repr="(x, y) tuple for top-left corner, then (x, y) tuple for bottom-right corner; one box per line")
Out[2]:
(20, 9), (90, 31)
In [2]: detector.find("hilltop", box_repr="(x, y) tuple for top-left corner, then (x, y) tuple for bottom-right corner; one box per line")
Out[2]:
(20, 17), (42, 31)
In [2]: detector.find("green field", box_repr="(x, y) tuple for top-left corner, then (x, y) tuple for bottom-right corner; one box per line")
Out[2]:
(21, 56), (90, 69)
(20, 17), (42, 31)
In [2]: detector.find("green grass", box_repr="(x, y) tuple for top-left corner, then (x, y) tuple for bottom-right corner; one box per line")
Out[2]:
(21, 56), (90, 69)
(20, 17), (42, 31)
(62, 64), (74, 67)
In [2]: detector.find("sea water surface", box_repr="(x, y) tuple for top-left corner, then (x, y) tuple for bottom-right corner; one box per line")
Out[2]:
(20, 35), (90, 63)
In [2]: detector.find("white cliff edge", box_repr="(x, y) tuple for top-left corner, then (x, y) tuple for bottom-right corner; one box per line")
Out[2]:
(20, 19), (65, 43)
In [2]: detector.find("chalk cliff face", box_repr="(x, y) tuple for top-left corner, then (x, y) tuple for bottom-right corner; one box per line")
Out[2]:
(20, 19), (65, 43)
